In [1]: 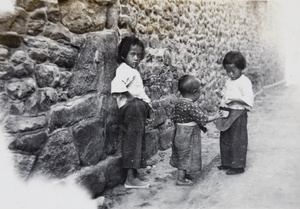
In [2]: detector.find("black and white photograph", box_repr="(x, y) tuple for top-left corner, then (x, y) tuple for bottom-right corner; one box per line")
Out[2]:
(0, 0), (299, 208)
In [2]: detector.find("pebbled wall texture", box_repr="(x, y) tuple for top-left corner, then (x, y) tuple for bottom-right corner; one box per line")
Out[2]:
(0, 0), (284, 197)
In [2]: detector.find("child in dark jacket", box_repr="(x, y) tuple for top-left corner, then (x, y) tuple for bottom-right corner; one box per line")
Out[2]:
(170, 75), (223, 186)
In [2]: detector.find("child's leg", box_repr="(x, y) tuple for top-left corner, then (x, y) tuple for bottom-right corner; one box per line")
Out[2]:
(120, 99), (150, 188)
(126, 168), (135, 181)
(219, 129), (232, 168)
(176, 169), (193, 186)
(178, 169), (186, 181)
(220, 113), (248, 174)
(121, 99), (148, 169)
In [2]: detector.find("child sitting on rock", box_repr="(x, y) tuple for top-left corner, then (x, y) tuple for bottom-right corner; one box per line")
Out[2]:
(111, 36), (152, 189)
(170, 75), (223, 186)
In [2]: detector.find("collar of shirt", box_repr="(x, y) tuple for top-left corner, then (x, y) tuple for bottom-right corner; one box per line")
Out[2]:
(180, 97), (193, 102)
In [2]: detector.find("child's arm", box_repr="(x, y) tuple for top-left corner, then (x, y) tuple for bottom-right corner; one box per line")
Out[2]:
(225, 90), (253, 107)
(190, 106), (224, 125)
(123, 91), (134, 101)
(111, 65), (135, 95)
(215, 89), (225, 98)
(206, 110), (224, 122)
(112, 91), (134, 101)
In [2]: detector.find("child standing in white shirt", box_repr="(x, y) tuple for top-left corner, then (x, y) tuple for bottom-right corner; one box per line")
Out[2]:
(111, 36), (151, 189)
(216, 51), (254, 175)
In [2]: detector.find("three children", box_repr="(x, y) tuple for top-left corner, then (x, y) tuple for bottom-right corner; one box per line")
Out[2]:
(111, 36), (253, 188)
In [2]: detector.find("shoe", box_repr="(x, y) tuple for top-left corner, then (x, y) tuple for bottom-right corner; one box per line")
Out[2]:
(185, 174), (194, 180)
(226, 168), (245, 175)
(176, 179), (193, 186)
(217, 165), (231, 170)
(137, 173), (149, 182)
(124, 178), (150, 189)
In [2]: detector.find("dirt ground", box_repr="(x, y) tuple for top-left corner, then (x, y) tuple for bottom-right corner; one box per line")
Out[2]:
(102, 83), (300, 209)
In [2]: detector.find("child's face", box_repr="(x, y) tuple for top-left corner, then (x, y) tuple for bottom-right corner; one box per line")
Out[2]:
(224, 64), (242, 80)
(124, 45), (143, 69)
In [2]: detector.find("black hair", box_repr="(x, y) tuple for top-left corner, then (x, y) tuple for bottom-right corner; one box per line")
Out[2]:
(178, 75), (201, 95)
(117, 36), (145, 64)
(222, 51), (246, 70)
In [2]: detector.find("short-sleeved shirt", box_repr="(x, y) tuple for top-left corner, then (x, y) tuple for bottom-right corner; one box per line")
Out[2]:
(220, 74), (254, 110)
(111, 63), (151, 108)
(171, 98), (209, 126)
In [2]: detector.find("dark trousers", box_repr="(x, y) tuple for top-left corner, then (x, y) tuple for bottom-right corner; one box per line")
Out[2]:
(220, 112), (248, 168)
(119, 98), (149, 169)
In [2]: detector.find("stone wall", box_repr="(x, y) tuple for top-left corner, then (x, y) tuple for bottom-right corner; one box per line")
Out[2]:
(0, 0), (284, 197)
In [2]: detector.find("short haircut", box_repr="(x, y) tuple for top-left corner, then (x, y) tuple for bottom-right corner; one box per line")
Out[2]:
(222, 51), (246, 70)
(117, 36), (145, 64)
(178, 75), (201, 95)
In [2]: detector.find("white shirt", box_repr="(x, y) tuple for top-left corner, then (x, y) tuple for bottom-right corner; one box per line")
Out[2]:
(111, 63), (151, 108)
(220, 74), (254, 110)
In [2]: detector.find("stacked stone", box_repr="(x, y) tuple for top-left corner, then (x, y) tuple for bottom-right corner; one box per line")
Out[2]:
(0, 0), (285, 196)
(0, 0), (124, 197)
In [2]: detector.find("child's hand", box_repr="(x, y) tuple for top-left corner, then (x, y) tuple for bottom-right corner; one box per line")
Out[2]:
(219, 110), (229, 118)
(213, 111), (223, 120)
(215, 89), (224, 97)
(225, 99), (232, 104)
(217, 110), (224, 119)
(124, 92), (134, 102)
